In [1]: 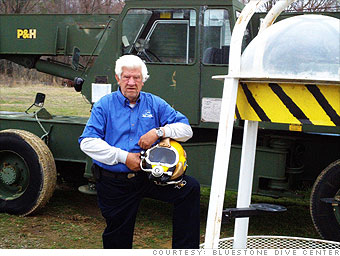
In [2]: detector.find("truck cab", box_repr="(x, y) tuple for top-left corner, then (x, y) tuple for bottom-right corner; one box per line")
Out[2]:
(82, 0), (246, 127)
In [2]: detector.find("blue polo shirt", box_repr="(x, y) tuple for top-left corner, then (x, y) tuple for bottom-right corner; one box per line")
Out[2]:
(79, 88), (189, 173)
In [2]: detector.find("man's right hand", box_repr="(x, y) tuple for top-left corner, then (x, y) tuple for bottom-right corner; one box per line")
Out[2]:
(126, 152), (141, 171)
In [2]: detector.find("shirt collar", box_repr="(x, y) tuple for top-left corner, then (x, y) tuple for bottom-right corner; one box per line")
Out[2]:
(116, 87), (142, 107)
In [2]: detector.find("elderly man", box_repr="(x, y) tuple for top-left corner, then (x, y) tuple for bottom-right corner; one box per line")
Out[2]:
(79, 55), (200, 249)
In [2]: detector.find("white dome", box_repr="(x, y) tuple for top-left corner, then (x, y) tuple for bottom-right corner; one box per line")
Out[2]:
(241, 14), (340, 82)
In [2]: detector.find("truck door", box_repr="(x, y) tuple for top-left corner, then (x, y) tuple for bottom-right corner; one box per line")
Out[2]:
(200, 8), (251, 124)
(200, 8), (233, 124)
(121, 8), (200, 124)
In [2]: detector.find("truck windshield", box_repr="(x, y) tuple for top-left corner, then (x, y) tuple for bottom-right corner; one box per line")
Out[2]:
(122, 8), (196, 64)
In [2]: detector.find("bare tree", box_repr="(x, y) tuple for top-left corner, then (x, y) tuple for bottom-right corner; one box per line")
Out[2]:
(40, 0), (125, 14)
(0, 0), (42, 14)
(91, 0), (125, 14)
(239, 0), (339, 12)
(290, 0), (339, 12)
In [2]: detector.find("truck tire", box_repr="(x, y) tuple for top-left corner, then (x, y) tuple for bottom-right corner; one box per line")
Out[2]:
(310, 159), (340, 242)
(0, 129), (57, 216)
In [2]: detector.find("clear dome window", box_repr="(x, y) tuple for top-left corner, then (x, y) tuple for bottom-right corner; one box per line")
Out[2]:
(241, 15), (340, 82)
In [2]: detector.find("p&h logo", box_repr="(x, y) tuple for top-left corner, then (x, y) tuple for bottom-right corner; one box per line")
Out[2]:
(17, 29), (37, 39)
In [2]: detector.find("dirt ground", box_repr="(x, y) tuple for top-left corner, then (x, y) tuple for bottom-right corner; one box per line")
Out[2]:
(0, 183), (320, 249)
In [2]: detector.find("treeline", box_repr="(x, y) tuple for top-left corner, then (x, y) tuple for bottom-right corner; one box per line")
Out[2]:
(0, 0), (125, 86)
(0, 0), (125, 14)
(241, 0), (339, 12)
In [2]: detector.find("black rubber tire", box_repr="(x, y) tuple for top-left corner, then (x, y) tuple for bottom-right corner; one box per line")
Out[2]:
(0, 129), (57, 216)
(310, 159), (340, 242)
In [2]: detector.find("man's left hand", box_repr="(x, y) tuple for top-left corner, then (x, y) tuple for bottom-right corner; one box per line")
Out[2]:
(138, 129), (159, 149)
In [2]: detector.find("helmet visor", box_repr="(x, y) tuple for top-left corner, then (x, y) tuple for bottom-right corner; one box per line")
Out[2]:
(148, 147), (177, 166)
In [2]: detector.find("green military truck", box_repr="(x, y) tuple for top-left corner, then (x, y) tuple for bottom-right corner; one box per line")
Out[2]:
(0, 0), (339, 242)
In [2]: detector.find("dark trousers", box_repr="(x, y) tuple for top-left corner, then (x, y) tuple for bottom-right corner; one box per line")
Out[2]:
(95, 170), (200, 249)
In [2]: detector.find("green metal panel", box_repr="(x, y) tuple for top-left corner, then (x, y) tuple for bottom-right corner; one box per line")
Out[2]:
(0, 14), (117, 55)
(184, 142), (288, 192)
(0, 113), (88, 163)
(145, 63), (200, 124)
(80, 19), (119, 104)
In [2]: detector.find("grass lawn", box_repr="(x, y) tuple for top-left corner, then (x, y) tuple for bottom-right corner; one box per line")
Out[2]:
(0, 83), (91, 117)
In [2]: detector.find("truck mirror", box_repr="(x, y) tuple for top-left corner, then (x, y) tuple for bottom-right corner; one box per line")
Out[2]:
(74, 77), (84, 92)
(25, 93), (45, 114)
(34, 93), (46, 107)
(71, 47), (80, 71)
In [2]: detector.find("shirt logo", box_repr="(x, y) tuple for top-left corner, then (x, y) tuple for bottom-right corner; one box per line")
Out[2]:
(142, 110), (153, 118)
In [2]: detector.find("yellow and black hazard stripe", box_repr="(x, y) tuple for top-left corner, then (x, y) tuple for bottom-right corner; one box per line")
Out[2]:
(236, 82), (340, 127)
(306, 84), (340, 126)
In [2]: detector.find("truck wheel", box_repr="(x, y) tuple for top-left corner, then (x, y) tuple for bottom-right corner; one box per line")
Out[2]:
(0, 129), (57, 216)
(310, 159), (340, 241)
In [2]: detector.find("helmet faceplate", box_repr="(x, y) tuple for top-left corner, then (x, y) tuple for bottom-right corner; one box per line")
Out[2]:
(140, 139), (187, 185)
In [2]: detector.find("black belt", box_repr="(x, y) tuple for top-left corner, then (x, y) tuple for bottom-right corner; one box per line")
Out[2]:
(95, 164), (140, 180)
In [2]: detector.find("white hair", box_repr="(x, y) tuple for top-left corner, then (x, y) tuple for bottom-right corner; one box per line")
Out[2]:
(115, 55), (149, 82)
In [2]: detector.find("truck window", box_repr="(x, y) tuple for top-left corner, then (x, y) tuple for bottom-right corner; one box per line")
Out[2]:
(202, 9), (231, 65)
(122, 9), (196, 64)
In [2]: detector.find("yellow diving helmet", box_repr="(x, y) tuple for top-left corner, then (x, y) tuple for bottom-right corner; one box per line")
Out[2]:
(140, 138), (187, 186)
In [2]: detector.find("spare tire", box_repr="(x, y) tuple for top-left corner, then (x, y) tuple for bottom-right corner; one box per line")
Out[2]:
(0, 129), (57, 216)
